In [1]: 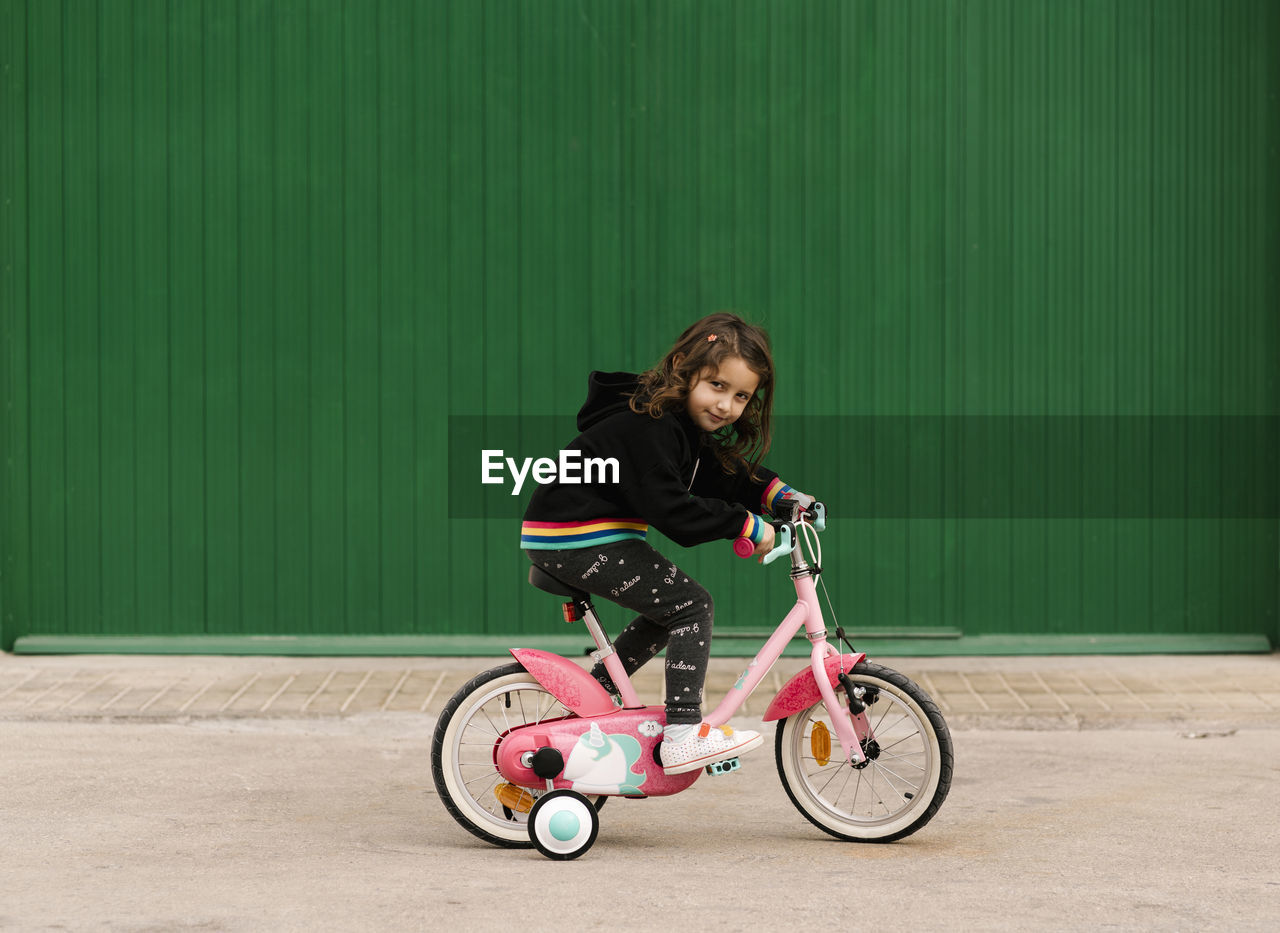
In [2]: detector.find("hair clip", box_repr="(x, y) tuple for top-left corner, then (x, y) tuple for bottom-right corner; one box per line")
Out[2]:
(707, 334), (717, 342)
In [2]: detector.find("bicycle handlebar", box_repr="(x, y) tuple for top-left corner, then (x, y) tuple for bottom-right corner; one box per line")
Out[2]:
(732, 499), (826, 563)
(732, 523), (794, 562)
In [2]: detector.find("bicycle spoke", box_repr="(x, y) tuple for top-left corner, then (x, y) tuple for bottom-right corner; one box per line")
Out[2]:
(535, 692), (555, 724)
(872, 708), (910, 737)
(876, 749), (927, 772)
(869, 760), (918, 797)
(871, 700), (895, 732)
(478, 707), (504, 737)
(834, 758), (855, 804)
(875, 732), (922, 756)
(811, 741), (845, 792)
(813, 762), (842, 794)
(499, 695), (512, 735)
(849, 767), (865, 814)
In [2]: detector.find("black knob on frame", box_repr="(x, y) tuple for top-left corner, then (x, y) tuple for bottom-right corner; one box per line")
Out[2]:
(530, 747), (564, 779)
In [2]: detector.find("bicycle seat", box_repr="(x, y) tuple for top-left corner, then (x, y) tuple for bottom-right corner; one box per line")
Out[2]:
(528, 565), (589, 601)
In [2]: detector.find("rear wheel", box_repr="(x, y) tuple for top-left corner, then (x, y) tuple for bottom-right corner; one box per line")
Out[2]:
(775, 661), (952, 842)
(431, 663), (605, 847)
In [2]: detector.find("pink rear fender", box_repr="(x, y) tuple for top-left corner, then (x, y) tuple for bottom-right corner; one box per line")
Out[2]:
(763, 653), (867, 722)
(509, 648), (617, 719)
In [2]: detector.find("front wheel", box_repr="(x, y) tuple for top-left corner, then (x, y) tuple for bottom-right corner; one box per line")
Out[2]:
(431, 662), (606, 848)
(775, 661), (953, 842)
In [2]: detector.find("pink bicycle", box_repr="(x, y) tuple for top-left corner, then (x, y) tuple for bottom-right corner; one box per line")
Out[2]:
(431, 502), (953, 859)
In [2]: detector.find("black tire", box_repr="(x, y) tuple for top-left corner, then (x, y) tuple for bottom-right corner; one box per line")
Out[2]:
(431, 662), (605, 848)
(775, 661), (953, 842)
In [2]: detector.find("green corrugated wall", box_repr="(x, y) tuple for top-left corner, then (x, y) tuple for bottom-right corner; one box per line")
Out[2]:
(2, 0), (1277, 654)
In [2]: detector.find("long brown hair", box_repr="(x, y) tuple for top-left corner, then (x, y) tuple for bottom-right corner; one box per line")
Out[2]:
(630, 312), (775, 478)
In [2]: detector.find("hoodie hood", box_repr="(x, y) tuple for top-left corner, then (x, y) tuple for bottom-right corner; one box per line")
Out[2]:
(577, 369), (705, 453)
(576, 371), (641, 431)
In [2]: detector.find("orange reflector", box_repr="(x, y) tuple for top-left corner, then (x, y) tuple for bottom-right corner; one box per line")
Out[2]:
(495, 783), (536, 813)
(811, 720), (831, 767)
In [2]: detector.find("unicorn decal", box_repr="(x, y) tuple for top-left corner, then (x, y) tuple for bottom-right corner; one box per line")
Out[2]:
(563, 722), (647, 796)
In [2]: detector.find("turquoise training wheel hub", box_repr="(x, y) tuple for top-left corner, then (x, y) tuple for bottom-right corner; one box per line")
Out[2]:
(548, 810), (581, 842)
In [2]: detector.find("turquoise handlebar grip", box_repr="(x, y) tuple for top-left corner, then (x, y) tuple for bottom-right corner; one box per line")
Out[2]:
(761, 523), (794, 565)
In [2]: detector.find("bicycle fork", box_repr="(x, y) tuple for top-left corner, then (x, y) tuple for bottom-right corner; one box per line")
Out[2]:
(784, 547), (873, 768)
(811, 641), (871, 767)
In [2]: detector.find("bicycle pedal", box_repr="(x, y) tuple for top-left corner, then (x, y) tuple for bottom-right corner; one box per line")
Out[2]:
(705, 757), (741, 776)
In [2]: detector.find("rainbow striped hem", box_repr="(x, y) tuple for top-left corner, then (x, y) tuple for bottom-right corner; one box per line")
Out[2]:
(521, 518), (649, 550)
(764, 478), (796, 512)
(740, 513), (765, 543)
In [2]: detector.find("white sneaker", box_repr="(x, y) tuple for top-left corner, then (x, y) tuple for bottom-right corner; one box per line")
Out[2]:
(661, 723), (764, 775)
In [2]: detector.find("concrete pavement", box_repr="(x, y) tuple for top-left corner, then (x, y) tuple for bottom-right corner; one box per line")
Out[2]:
(2, 652), (1278, 931)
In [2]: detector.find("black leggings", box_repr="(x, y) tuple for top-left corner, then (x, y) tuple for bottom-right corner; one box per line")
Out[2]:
(526, 540), (713, 724)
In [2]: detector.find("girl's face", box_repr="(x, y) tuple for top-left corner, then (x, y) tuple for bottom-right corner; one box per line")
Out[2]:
(684, 356), (761, 432)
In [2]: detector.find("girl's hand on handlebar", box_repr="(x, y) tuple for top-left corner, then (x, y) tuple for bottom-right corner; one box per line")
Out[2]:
(753, 522), (776, 561)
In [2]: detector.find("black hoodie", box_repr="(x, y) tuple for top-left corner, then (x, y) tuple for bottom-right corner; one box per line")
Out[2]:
(521, 371), (780, 550)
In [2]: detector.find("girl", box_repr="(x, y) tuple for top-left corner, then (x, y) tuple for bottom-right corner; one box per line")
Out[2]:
(521, 312), (815, 775)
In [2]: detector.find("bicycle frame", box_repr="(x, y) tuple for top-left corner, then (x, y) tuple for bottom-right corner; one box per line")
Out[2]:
(510, 516), (871, 771)
(704, 565), (868, 767)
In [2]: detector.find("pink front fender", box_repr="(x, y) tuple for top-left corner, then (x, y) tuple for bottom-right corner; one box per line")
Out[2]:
(510, 648), (618, 718)
(763, 653), (867, 722)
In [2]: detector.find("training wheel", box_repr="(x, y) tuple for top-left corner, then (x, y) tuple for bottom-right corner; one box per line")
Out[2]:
(527, 789), (600, 860)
